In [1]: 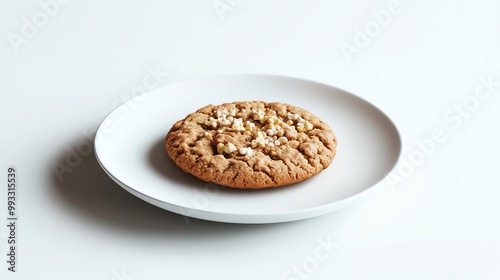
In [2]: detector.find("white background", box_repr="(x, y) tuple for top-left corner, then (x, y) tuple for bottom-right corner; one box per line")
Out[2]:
(1, 0), (500, 279)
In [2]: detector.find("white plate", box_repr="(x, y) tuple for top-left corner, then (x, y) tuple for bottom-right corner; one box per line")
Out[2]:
(94, 75), (401, 224)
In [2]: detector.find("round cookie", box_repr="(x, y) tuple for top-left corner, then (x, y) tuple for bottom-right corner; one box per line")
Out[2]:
(165, 101), (337, 189)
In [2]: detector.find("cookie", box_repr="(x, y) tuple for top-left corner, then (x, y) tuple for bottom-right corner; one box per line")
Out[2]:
(165, 101), (337, 189)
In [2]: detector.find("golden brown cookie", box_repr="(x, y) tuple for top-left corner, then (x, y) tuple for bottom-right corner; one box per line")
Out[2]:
(165, 101), (337, 189)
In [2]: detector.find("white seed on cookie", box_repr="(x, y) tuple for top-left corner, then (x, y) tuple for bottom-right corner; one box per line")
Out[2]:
(217, 142), (237, 154)
(231, 118), (245, 132)
(244, 121), (255, 131)
(225, 143), (237, 153)
(297, 120), (314, 132)
(277, 136), (288, 145)
(266, 128), (276, 137)
(238, 147), (254, 157)
(204, 117), (218, 128)
(251, 136), (266, 148)
(287, 112), (300, 120)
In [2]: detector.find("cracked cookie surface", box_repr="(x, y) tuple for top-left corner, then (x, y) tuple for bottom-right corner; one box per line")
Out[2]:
(165, 101), (337, 189)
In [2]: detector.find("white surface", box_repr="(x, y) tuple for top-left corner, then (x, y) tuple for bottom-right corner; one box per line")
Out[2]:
(1, 0), (500, 279)
(95, 75), (401, 223)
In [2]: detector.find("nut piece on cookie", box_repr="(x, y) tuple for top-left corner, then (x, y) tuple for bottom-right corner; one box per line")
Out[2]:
(165, 101), (337, 189)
